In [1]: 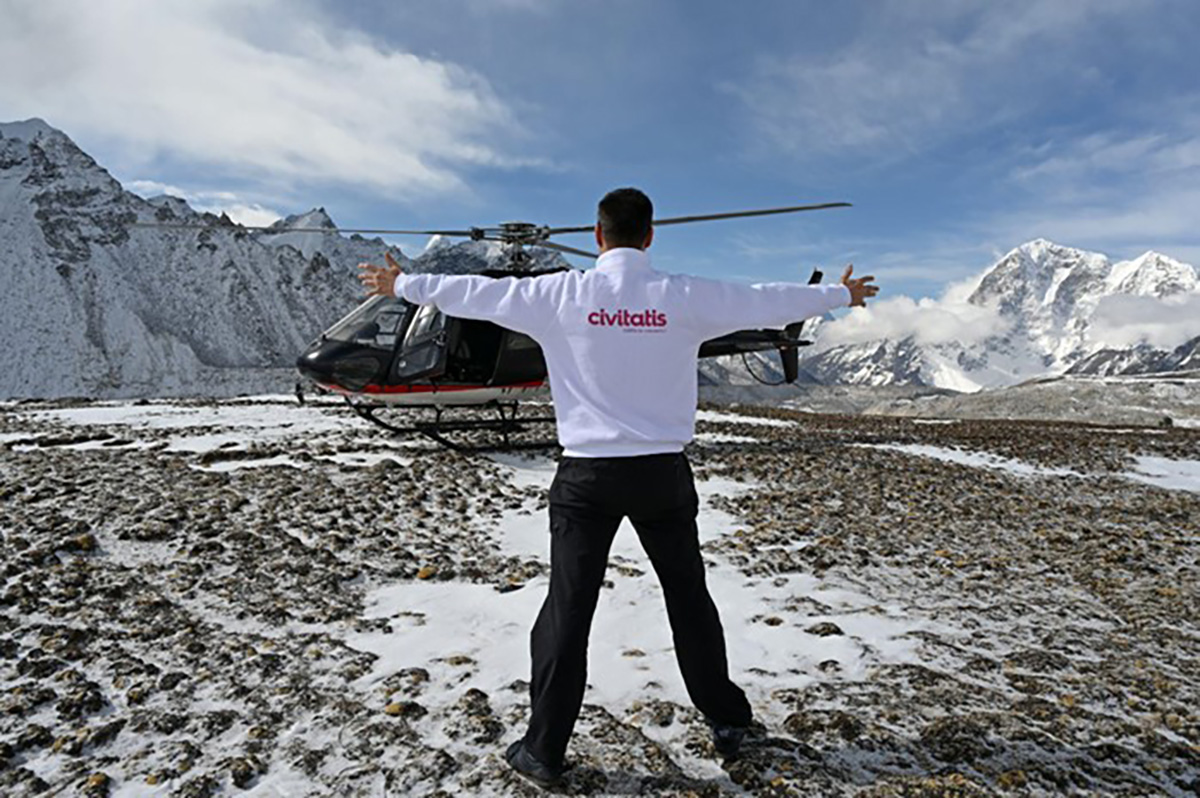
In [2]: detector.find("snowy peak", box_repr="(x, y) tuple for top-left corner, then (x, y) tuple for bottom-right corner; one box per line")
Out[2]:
(966, 240), (1193, 335)
(0, 117), (65, 142)
(423, 234), (456, 254)
(269, 207), (337, 231)
(1105, 251), (1197, 297)
(1013, 237), (1071, 263)
(145, 194), (196, 219)
(969, 240), (1108, 315)
(253, 207), (386, 260)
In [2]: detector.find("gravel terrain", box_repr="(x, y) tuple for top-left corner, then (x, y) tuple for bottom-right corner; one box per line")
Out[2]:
(1, 398), (1197, 797)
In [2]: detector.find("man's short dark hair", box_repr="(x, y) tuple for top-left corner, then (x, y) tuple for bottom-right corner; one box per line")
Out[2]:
(598, 188), (653, 248)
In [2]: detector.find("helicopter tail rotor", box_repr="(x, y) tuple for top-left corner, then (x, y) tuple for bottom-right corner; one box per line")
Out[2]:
(781, 348), (800, 384)
(773, 267), (825, 384)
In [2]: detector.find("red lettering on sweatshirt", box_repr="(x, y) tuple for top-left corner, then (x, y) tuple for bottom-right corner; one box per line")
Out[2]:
(587, 308), (668, 329)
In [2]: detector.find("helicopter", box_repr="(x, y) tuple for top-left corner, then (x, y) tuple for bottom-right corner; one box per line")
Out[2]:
(139, 202), (850, 449)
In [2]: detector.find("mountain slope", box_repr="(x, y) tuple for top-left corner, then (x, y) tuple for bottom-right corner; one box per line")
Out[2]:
(1067, 335), (1200, 377)
(0, 119), (569, 399)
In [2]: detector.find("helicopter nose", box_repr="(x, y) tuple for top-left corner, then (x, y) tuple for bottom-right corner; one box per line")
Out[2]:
(296, 341), (387, 392)
(296, 343), (334, 384)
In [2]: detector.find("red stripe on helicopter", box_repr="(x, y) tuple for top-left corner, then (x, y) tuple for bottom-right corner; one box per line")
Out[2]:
(356, 380), (546, 394)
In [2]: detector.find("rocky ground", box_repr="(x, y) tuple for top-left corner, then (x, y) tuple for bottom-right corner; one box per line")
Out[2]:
(859, 372), (1200, 429)
(700, 370), (1200, 429)
(0, 397), (1197, 797)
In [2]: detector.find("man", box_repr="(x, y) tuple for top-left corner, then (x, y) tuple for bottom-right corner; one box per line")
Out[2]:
(359, 188), (878, 787)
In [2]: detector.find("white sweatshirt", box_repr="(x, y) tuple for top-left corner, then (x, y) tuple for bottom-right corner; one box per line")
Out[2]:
(395, 248), (850, 458)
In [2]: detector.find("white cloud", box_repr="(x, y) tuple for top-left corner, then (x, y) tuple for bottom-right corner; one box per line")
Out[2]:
(126, 180), (190, 200)
(127, 179), (281, 227)
(0, 0), (539, 199)
(817, 275), (1009, 349)
(197, 203), (282, 228)
(1088, 292), (1200, 349)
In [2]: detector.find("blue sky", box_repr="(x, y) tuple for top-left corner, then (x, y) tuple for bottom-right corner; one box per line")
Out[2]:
(3, 0), (1199, 300)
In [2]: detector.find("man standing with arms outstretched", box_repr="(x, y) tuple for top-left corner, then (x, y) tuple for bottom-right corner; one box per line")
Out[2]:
(359, 188), (878, 788)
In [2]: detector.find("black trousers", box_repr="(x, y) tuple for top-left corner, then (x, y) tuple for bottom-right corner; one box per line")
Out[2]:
(524, 452), (752, 768)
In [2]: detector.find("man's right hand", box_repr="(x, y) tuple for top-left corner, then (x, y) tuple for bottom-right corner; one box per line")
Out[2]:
(841, 264), (878, 307)
(358, 251), (404, 297)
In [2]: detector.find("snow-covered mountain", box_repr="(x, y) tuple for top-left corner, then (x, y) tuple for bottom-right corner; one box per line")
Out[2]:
(0, 119), (567, 399)
(415, 234), (568, 275)
(1066, 334), (1200, 377)
(803, 240), (1200, 391)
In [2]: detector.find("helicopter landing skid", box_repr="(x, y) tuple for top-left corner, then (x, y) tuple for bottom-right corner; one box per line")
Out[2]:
(347, 399), (557, 452)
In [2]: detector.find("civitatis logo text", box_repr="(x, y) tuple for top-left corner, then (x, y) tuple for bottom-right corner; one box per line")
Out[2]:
(587, 308), (668, 331)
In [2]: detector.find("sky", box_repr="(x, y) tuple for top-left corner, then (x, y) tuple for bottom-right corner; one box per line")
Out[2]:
(2, 0), (1199, 310)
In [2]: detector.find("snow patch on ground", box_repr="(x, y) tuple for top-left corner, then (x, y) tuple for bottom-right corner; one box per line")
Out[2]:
(198, 455), (307, 472)
(861, 443), (1085, 479)
(694, 431), (760, 444)
(33, 398), (368, 448)
(1125, 455), (1200, 494)
(323, 451), (416, 469)
(0, 431), (44, 444)
(696, 409), (796, 427)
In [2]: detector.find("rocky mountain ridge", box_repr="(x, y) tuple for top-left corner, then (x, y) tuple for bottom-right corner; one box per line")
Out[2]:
(1066, 335), (1200, 377)
(0, 119), (568, 399)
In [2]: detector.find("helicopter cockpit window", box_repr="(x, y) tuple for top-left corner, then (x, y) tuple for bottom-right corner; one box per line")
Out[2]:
(372, 310), (403, 349)
(393, 304), (449, 380)
(323, 295), (410, 351)
(405, 304), (446, 345)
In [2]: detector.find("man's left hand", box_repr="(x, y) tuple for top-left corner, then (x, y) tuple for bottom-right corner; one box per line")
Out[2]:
(841, 264), (879, 308)
(358, 251), (403, 297)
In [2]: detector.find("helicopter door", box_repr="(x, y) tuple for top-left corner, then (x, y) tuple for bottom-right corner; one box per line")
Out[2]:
(393, 303), (450, 380)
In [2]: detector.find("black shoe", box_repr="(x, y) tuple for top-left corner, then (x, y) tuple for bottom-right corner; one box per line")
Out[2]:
(708, 721), (747, 759)
(505, 739), (564, 789)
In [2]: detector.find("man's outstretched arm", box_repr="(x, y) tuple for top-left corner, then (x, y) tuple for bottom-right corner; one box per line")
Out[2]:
(357, 252), (556, 338)
(679, 265), (879, 338)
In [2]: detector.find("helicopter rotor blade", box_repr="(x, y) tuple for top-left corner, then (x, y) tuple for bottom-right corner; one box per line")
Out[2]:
(127, 221), (479, 236)
(543, 223), (595, 235)
(652, 202), (852, 227)
(537, 241), (598, 259)
(129, 200), (851, 240)
(545, 201), (851, 235)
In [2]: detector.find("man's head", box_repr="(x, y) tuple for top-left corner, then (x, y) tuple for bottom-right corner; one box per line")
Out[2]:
(596, 187), (653, 252)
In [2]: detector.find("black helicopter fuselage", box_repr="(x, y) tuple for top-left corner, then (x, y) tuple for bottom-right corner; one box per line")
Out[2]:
(296, 269), (815, 405)
(297, 292), (551, 405)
